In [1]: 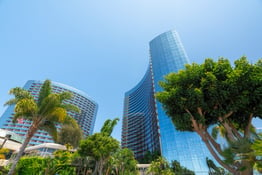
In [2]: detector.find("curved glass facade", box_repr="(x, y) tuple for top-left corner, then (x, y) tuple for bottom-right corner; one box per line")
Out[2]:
(122, 30), (212, 174)
(122, 66), (160, 160)
(0, 80), (98, 146)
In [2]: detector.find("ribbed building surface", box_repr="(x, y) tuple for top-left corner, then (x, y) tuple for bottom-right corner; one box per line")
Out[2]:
(122, 67), (160, 160)
(0, 80), (98, 146)
(122, 30), (212, 174)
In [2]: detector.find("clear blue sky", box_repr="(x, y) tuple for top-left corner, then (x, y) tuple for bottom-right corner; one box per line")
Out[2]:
(0, 0), (261, 141)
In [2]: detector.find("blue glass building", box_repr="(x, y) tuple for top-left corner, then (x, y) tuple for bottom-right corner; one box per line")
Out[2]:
(122, 67), (160, 160)
(122, 30), (212, 174)
(0, 80), (98, 146)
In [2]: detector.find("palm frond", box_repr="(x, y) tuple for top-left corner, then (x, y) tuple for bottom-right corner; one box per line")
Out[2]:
(63, 116), (79, 127)
(100, 118), (119, 136)
(59, 91), (73, 102)
(4, 99), (18, 106)
(47, 107), (67, 123)
(38, 94), (60, 115)
(100, 119), (112, 133)
(5, 87), (34, 106)
(60, 103), (80, 113)
(14, 98), (37, 118)
(39, 121), (58, 142)
(38, 80), (52, 106)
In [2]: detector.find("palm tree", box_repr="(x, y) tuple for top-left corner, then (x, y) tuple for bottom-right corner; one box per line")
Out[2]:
(100, 118), (119, 136)
(6, 80), (80, 175)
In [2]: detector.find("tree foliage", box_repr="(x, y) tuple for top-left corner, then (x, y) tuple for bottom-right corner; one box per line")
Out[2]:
(156, 57), (262, 175)
(106, 148), (138, 175)
(6, 79), (79, 175)
(78, 133), (120, 175)
(15, 156), (45, 175)
(138, 150), (160, 164)
(100, 118), (119, 136)
(146, 157), (174, 175)
(15, 150), (75, 175)
(57, 117), (83, 148)
(171, 160), (195, 175)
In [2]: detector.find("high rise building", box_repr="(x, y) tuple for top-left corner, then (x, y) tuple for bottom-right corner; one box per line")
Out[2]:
(122, 30), (212, 174)
(0, 80), (98, 146)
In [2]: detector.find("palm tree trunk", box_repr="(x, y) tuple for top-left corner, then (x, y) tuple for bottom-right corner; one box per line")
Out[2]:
(8, 124), (38, 175)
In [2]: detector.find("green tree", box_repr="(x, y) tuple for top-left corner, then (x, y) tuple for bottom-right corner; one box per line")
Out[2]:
(71, 155), (94, 175)
(156, 57), (262, 175)
(43, 149), (76, 175)
(78, 133), (120, 175)
(139, 150), (160, 164)
(15, 156), (46, 175)
(15, 150), (76, 175)
(146, 156), (174, 175)
(171, 160), (195, 175)
(106, 148), (138, 175)
(57, 117), (83, 148)
(100, 117), (119, 136)
(5, 80), (80, 175)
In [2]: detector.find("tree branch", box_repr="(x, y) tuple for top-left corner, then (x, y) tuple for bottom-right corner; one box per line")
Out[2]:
(197, 107), (204, 130)
(223, 111), (234, 119)
(185, 109), (239, 174)
(185, 108), (200, 132)
(205, 131), (223, 155)
(200, 133), (237, 174)
(228, 122), (242, 139)
(218, 116), (237, 142)
(197, 107), (203, 116)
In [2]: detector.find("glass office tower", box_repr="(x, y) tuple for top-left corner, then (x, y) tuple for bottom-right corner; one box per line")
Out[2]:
(122, 67), (160, 160)
(0, 80), (98, 146)
(122, 30), (212, 174)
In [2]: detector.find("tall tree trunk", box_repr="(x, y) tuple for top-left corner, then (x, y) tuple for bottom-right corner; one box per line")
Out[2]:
(200, 131), (237, 174)
(92, 161), (99, 175)
(205, 131), (223, 154)
(239, 160), (253, 175)
(98, 160), (103, 175)
(221, 121), (236, 142)
(244, 113), (253, 138)
(7, 124), (38, 175)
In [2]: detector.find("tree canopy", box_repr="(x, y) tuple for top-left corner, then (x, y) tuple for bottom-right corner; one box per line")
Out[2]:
(156, 57), (262, 175)
(57, 117), (83, 148)
(146, 157), (174, 175)
(78, 133), (120, 175)
(107, 148), (138, 175)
